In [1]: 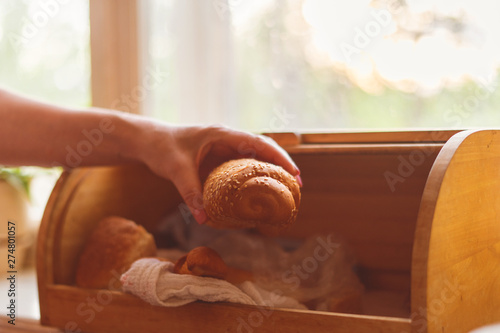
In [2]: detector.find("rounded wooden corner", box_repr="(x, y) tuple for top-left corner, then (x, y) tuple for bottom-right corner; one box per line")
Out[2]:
(411, 129), (500, 332)
(37, 164), (182, 322)
(37, 167), (90, 323)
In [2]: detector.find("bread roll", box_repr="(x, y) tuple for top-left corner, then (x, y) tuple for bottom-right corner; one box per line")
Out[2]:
(174, 246), (253, 284)
(75, 216), (157, 289)
(203, 158), (300, 233)
(174, 246), (228, 279)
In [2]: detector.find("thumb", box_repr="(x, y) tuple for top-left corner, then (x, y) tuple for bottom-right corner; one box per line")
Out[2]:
(169, 164), (207, 225)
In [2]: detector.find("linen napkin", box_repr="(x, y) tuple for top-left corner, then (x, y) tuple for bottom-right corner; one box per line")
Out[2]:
(120, 258), (306, 310)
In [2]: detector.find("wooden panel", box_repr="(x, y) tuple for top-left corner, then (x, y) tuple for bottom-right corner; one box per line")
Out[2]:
(264, 132), (301, 146)
(285, 143), (443, 155)
(89, 0), (140, 113)
(264, 131), (459, 148)
(300, 130), (461, 144)
(41, 285), (411, 333)
(284, 147), (440, 271)
(412, 129), (500, 333)
(277, 146), (441, 295)
(359, 269), (411, 292)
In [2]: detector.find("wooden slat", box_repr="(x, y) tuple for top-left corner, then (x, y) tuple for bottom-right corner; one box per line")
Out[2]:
(300, 130), (461, 144)
(285, 143), (444, 155)
(41, 285), (411, 333)
(264, 132), (301, 146)
(89, 0), (140, 113)
(264, 131), (461, 148)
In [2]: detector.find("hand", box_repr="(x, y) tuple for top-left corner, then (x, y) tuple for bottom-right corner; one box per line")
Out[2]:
(137, 124), (301, 224)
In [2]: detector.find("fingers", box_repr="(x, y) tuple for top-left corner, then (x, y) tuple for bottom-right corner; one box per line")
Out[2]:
(255, 136), (303, 187)
(166, 125), (302, 220)
(261, 135), (304, 187)
(254, 134), (300, 176)
(205, 126), (301, 177)
(146, 125), (302, 227)
(168, 159), (207, 225)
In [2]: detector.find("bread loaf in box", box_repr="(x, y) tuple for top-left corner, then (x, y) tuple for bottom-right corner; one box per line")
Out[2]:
(75, 216), (157, 289)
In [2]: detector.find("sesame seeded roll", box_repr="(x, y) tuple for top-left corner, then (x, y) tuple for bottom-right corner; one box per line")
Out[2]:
(203, 158), (301, 234)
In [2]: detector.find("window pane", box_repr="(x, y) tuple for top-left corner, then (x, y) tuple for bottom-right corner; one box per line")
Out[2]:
(0, 0), (91, 107)
(139, 0), (178, 122)
(143, 0), (500, 131)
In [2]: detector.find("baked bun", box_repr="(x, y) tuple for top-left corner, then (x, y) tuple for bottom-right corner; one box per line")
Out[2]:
(76, 216), (157, 289)
(174, 246), (253, 284)
(174, 246), (228, 279)
(203, 158), (300, 234)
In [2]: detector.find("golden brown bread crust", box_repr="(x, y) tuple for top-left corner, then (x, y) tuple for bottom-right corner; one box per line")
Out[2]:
(75, 216), (157, 289)
(174, 246), (228, 279)
(203, 158), (301, 233)
(174, 246), (253, 284)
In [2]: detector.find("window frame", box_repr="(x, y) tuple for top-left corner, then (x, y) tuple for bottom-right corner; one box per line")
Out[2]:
(89, 0), (140, 114)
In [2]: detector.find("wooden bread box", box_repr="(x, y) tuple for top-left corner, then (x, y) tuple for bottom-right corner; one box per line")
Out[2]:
(37, 129), (500, 333)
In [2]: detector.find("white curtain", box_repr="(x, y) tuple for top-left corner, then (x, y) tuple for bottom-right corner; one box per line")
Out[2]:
(172, 0), (235, 125)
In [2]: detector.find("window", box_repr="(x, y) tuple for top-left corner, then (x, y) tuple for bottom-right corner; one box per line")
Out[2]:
(142, 0), (500, 130)
(0, 0), (90, 106)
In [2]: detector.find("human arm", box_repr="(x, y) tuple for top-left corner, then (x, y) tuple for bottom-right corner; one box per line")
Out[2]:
(0, 89), (301, 223)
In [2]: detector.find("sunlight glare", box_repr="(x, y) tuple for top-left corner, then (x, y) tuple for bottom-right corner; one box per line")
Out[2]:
(302, 0), (500, 92)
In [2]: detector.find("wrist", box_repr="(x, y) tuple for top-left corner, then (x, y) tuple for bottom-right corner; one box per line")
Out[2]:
(112, 112), (173, 170)
(105, 111), (149, 164)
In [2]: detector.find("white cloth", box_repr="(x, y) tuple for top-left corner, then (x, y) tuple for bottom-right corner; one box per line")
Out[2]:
(120, 258), (306, 310)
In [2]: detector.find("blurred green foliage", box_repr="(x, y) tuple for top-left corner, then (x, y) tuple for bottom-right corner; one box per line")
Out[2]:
(0, 167), (33, 198)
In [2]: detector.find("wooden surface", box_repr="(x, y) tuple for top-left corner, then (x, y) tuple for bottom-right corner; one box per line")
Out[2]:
(41, 285), (411, 333)
(412, 129), (500, 333)
(0, 318), (62, 332)
(89, 0), (140, 113)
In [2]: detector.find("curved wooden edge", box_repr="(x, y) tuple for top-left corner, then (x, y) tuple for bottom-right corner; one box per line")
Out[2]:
(411, 130), (470, 315)
(37, 168), (92, 323)
(38, 164), (182, 309)
(411, 129), (500, 333)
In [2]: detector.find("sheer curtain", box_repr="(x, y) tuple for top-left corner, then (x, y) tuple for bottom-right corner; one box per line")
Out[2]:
(140, 0), (235, 126)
